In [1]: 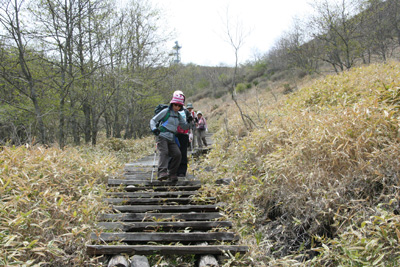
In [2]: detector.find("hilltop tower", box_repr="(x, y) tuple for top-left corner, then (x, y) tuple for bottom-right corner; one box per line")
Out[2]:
(172, 41), (182, 64)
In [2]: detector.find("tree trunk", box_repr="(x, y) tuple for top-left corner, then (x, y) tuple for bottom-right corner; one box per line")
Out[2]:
(83, 100), (91, 143)
(70, 113), (80, 145)
(113, 112), (122, 138)
(104, 112), (111, 138)
(59, 98), (65, 147)
(91, 108), (98, 145)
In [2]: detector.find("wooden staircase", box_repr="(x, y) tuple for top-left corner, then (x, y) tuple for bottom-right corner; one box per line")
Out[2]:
(86, 162), (248, 263)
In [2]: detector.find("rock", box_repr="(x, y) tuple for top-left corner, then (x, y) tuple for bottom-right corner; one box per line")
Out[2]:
(108, 255), (129, 267)
(130, 255), (150, 267)
(198, 255), (219, 267)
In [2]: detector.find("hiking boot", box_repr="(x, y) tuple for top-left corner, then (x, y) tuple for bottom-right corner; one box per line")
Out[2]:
(177, 173), (186, 178)
(158, 172), (169, 181)
(169, 174), (178, 182)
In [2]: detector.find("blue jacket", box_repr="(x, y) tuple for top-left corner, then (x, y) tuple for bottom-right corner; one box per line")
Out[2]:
(150, 106), (190, 142)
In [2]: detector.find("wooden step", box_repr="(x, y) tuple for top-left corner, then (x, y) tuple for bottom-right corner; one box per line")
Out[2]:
(97, 221), (232, 231)
(112, 204), (219, 213)
(90, 232), (238, 242)
(124, 174), (196, 180)
(86, 159), (249, 260)
(106, 191), (198, 198)
(108, 179), (201, 186)
(105, 197), (215, 205)
(99, 212), (223, 222)
(125, 185), (201, 192)
(87, 244), (248, 255)
(124, 165), (153, 172)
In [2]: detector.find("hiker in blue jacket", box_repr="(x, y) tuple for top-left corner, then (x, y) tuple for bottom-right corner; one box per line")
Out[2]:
(171, 90), (192, 178)
(150, 94), (192, 182)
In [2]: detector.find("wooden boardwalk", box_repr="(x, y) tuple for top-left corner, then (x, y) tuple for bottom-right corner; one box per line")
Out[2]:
(86, 145), (248, 265)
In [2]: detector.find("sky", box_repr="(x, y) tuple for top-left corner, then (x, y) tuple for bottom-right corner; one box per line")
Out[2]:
(150, 0), (314, 66)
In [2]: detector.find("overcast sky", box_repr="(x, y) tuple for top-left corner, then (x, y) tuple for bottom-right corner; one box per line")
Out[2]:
(150, 0), (314, 66)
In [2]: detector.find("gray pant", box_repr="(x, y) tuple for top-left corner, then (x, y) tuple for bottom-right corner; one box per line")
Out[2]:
(197, 129), (207, 148)
(157, 136), (181, 176)
(191, 128), (197, 148)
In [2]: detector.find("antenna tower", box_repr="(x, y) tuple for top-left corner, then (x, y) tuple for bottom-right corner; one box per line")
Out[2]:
(173, 41), (182, 64)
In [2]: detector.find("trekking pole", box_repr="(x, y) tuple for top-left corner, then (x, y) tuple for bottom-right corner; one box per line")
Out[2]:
(151, 142), (157, 183)
(190, 138), (194, 158)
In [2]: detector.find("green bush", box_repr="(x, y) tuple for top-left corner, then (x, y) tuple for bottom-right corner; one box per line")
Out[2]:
(235, 83), (247, 94)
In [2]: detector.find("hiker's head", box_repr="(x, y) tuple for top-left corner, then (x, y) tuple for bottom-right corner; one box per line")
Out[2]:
(187, 103), (194, 110)
(197, 111), (202, 117)
(170, 94), (184, 111)
(173, 90), (185, 102)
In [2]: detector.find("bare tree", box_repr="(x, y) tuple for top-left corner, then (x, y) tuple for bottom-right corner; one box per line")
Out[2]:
(309, 0), (363, 73)
(29, 0), (82, 147)
(0, 0), (47, 144)
(386, 0), (400, 47)
(223, 7), (256, 129)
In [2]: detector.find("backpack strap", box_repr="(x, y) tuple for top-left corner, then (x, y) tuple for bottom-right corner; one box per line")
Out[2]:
(158, 109), (176, 134)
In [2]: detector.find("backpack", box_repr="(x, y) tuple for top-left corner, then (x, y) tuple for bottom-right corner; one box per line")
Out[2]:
(154, 104), (168, 115)
(154, 104), (170, 128)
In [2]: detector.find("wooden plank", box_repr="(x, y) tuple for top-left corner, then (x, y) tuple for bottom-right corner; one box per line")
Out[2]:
(123, 174), (196, 179)
(112, 204), (218, 213)
(125, 185), (201, 192)
(90, 232), (238, 242)
(106, 191), (198, 198)
(86, 245), (248, 255)
(105, 197), (215, 205)
(97, 221), (233, 231)
(124, 166), (153, 172)
(108, 179), (201, 186)
(99, 212), (222, 221)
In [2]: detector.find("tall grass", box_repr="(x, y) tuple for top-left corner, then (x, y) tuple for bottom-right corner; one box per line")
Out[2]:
(0, 137), (153, 266)
(195, 62), (400, 266)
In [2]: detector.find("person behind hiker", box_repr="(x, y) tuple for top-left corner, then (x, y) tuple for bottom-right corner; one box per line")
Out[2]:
(196, 111), (208, 148)
(186, 103), (197, 150)
(150, 94), (192, 182)
(171, 91), (193, 178)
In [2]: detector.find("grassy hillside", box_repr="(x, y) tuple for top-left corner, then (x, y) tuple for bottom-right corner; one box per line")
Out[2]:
(2, 61), (400, 266)
(0, 137), (153, 266)
(193, 61), (400, 266)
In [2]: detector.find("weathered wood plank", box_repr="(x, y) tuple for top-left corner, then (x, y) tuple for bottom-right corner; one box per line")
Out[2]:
(123, 174), (196, 179)
(106, 191), (198, 198)
(98, 212), (222, 221)
(112, 204), (218, 213)
(125, 185), (201, 192)
(124, 165), (153, 172)
(96, 221), (233, 231)
(91, 232), (238, 242)
(108, 179), (201, 186)
(86, 245), (248, 255)
(104, 197), (215, 205)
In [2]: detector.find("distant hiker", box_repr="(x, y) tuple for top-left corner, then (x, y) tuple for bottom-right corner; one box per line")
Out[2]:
(150, 94), (192, 182)
(196, 111), (208, 148)
(171, 91), (193, 178)
(186, 103), (197, 150)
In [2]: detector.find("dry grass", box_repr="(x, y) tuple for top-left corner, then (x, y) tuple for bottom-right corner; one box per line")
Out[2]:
(0, 137), (153, 266)
(193, 61), (400, 266)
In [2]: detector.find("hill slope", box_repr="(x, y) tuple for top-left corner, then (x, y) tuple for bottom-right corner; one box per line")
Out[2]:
(194, 61), (400, 266)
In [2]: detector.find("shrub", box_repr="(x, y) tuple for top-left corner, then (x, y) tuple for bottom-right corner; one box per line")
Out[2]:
(236, 83), (247, 94)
